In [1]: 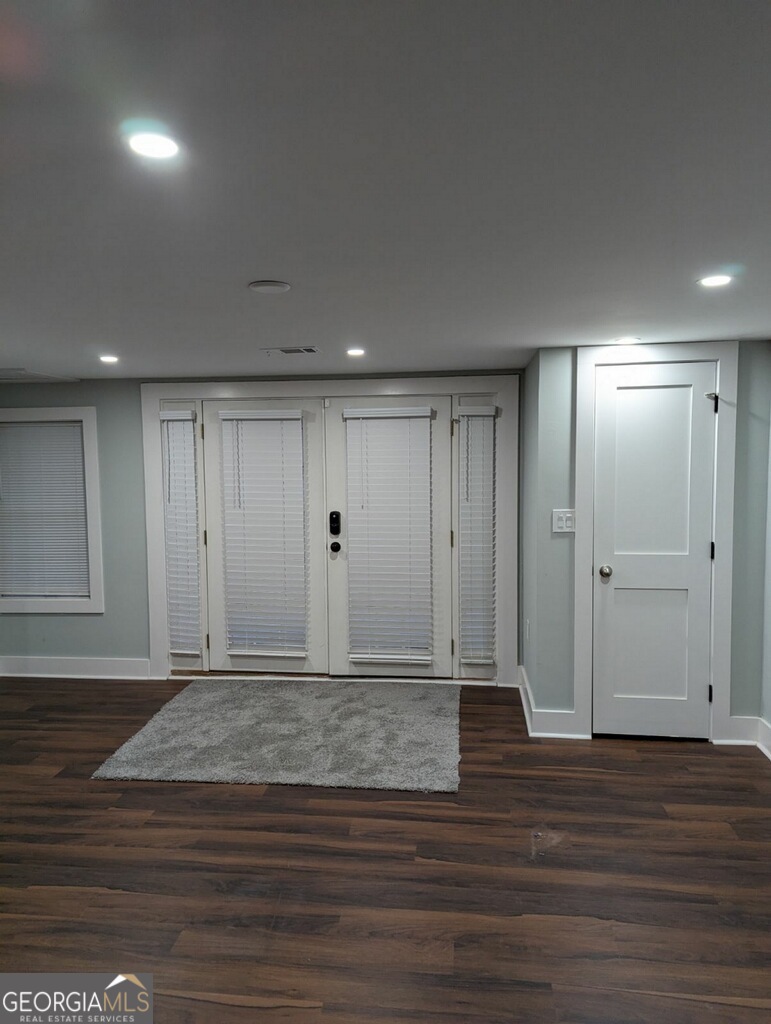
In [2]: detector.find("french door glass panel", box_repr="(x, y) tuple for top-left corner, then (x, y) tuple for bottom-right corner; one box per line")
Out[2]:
(203, 400), (328, 674)
(326, 396), (453, 677)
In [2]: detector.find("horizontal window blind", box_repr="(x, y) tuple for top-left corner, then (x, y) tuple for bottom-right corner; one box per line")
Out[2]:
(346, 410), (433, 662)
(459, 409), (496, 664)
(221, 413), (308, 654)
(160, 412), (201, 655)
(0, 421), (90, 598)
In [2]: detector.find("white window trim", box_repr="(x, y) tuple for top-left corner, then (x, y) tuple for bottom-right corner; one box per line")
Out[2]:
(0, 406), (104, 614)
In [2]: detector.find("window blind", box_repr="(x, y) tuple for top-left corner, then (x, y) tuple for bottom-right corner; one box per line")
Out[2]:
(160, 412), (201, 655)
(345, 409), (433, 662)
(220, 412), (308, 654)
(459, 409), (496, 664)
(0, 421), (90, 598)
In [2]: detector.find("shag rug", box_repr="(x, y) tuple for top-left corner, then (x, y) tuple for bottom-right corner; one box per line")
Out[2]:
(93, 677), (461, 792)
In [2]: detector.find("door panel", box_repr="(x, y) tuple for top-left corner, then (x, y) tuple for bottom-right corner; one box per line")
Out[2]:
(325, 396), (453, 677)
(593, 362), (715, 737)
(203, 400), (328, 674)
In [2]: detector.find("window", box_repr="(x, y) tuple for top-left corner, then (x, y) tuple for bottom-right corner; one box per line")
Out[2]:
(344, 406), (434, 662)
(459, 407), (496, 664)
(0, 408), (104, 612)
(160, 411), (202, 654)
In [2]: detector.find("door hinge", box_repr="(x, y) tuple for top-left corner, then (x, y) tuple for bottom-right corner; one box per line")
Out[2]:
(450, 529), (455, 547)
(708, 684), (713, 703)
(706, 392), (719, 413)
(451, 639), (455, 656)
(206, 633), (210, 650)
(450, 418), (455, 437)
(200, 423), (205, 438)
(203, 529), (207, 546)
(710, 541), (715, 560)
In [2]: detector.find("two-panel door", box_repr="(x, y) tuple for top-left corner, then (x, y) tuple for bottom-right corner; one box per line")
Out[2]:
(592, 361), (716, 737)
(202, 395), (453, 678)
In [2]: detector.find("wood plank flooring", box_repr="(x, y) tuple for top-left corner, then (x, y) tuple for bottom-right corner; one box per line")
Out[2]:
(1, 679), (770, 1023)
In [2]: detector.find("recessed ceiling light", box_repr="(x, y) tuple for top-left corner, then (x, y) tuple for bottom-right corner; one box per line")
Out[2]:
(248, 280), (291, 294)
(127, 132), (179, 159)
(614, 336), (642, 345)
(698, 274), (733, 288)
(347, 348), (365, 357)
(99, 355), (119, 364)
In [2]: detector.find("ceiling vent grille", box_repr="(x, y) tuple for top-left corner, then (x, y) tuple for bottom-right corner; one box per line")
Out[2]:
(0, 368), (80, 383)
(261, 347), (319, 356)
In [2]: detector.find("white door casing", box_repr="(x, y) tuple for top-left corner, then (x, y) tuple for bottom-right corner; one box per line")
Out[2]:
(141, 375), (519, 684)
(592, 361), (716, 737)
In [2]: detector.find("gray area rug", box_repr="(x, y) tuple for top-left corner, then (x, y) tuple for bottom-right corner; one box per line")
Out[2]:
(93, 678), (461, 792)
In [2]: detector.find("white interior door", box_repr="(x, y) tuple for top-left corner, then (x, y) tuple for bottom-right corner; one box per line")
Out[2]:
(325, 396), (453, 677)
(203, 399), (328, 674)
(593, 361), (716, 737)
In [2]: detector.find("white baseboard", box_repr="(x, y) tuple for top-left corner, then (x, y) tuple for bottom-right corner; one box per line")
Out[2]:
(517, 665), (591, 739)
(0, 656), (157, 680)
(758, 716), (771, 763)
(712, 714), (760, 744)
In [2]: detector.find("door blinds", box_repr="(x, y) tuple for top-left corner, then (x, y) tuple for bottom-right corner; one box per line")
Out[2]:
(459, 408), (496, 664)
(160, 412), (201, 655)
(0, 421), (90, 598)
(220, 411), (308, 654)
(344, 407), (433, 662)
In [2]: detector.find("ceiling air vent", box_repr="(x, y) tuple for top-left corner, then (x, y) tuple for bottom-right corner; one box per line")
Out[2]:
(261, 346), (319, 356)
(0, 368), (80, 383)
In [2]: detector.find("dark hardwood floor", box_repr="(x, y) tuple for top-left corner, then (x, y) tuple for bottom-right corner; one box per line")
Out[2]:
(1, 679), (770, 1023)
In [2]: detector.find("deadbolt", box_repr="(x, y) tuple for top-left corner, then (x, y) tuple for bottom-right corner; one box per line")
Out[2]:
(598, 564), (613, 580)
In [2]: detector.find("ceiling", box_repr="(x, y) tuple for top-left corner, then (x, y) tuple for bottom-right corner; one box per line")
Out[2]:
(1, 0), (769, 380)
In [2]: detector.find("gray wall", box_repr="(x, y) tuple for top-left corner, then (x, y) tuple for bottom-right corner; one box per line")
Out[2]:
(731, 341), (771, 716)
(520, 348), (575, 710)
(0, 381), (149, 659)
(764, 423), (771, 723)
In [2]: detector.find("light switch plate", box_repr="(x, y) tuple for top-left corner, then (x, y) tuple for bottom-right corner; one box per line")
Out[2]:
(552, 508), (575, 533)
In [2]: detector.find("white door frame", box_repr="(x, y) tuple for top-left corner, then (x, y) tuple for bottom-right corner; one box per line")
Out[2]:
(141, 375), (518, 682)
(574, 341), (750, 742)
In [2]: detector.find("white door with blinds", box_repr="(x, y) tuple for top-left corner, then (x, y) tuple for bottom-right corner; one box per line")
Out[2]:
(203, 400), (328, 674)
(325, 396), (453, 677)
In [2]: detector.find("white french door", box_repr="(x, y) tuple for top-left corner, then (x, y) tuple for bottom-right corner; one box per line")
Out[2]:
(592, 361), (716, 737)
(325, 396), (453, 677)
(203, 400), (329, 674)
(163, 386), (505, 680)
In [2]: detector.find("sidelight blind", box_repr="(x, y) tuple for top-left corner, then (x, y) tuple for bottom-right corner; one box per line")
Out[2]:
(344, 407), (433, 662)
(160, 412), (201, 655)
(0, 421), (90, 598)
(220, 411), (308, 654)
(459, 408), (496, 664)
